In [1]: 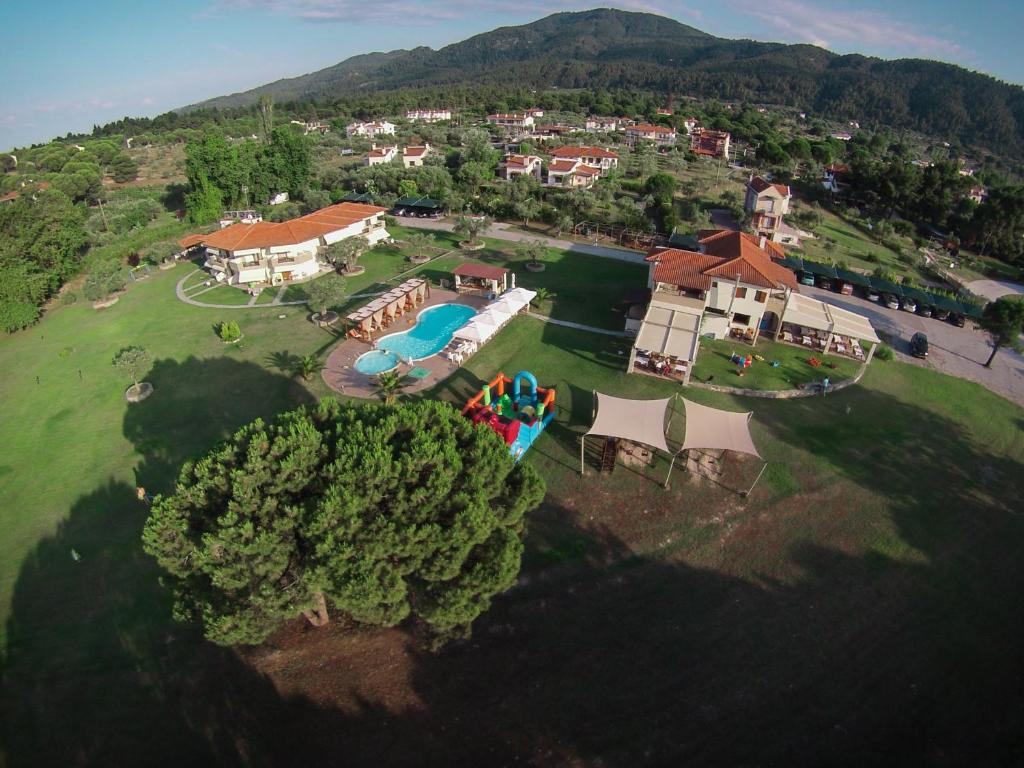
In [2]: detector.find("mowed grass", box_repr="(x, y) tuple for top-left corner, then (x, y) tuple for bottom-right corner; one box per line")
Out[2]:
(690, 336), (864, 390)
(800, 209), (929, 282)
(2, 250), (1024, 764)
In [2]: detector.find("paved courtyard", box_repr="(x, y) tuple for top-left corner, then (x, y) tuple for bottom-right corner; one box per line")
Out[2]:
(321, 288), (487, 398)
(802, 285), (1024, 407)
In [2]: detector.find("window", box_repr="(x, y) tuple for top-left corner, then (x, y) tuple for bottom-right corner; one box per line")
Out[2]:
(755, 290), (767, 303)
(734, 286), (748, 299)
(733, 313), (751, 326)
(763, 200), (774, 213)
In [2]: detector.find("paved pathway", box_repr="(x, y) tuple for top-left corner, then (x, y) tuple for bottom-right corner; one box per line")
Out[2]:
(393, 216), (648, 264)
(965, 279), (1024, 302)
(527, 313), (629, 337)
(175, 270), (308, 310)
(802, 285), (1024, 407)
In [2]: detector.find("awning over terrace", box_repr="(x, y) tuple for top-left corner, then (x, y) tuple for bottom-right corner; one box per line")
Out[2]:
(633, 295), (703, 362)
(781, 293), (880, 344)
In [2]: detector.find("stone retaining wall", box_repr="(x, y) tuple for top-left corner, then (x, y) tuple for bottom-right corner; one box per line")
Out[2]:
(687, 363), (868, 399)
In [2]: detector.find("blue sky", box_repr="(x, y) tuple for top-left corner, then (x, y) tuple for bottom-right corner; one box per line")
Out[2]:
(1, 0), (1021, 150)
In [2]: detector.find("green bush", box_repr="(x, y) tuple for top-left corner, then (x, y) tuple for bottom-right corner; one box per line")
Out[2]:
(875, 344), (894, 361)
(218, 320), (241, 342)
(82, 262), (128, 301)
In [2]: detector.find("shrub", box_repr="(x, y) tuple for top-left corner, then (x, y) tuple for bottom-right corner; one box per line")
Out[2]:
(83, 262), (128, 301)
(875, 344), (894, 361)
(218, 320), (241, 342)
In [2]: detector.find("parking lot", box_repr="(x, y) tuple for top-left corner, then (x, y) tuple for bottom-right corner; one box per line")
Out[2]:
(802, 285), (1024, 407)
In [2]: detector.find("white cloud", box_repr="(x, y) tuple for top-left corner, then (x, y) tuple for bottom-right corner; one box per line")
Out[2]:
(142, 96), (156, 106)
(730, 0), (966, 59)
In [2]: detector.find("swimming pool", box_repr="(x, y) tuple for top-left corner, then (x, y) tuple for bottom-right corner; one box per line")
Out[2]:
(353, 303), (477, 375)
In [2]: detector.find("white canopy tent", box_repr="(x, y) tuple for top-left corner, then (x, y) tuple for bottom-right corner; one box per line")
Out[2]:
(679, 398), (767, 496)
(582, 392), (680, 486)
(503, 287), (537, 306)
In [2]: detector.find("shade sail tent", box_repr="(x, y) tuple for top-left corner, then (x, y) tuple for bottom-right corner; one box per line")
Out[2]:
(679, 399), (760, 457)
(585, 393), (672, 453)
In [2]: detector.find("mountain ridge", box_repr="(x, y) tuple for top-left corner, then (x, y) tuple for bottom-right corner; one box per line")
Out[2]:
(182, 8), (1024, 157)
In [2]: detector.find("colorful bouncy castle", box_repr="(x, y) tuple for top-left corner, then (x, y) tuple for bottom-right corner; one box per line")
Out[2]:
(462, 370), (556, 460)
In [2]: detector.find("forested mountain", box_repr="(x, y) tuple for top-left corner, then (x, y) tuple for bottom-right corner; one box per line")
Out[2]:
(187, 8), (1024, 158)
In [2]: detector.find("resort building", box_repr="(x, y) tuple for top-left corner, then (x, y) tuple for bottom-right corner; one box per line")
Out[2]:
(744, 176), (799, 245)
(402, 145), (430, 168)
(549, 145), (619, 171)
(406, 108), (452, 122)
(184, 202), (389, 288)
(486, 113), (535, 129)
(365, 144), (398, 166)
(625, 124), (677, 146)
(498, 154), (543, 181)
(690, 127), (731, 158)
(346, 121), (397, 138)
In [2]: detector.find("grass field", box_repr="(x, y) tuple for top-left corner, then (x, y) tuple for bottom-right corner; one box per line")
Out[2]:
(1, 256), (1023, 765)
(690, 336), (864, 390)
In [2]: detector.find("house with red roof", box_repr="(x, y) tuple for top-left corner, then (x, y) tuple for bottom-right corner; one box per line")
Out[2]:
(486, 113), (535, 129)
(365, 144), (398, 166)
(346, 121), (396, 138)
(642, 230), (798, 342)
(625, 124), (677, 146)
(402, 144), (430, 168)
(690, 127), (731, 158)
(550, 145), (619, 171)
(545, 158), (598, 188)
(179, 202), (389, 288)
(744, 175), (798, 245)
(499, 154), (543, 181)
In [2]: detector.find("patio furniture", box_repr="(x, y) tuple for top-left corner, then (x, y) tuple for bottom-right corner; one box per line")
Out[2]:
(802, 336), (813, 347)
(782, 331), (794, 343)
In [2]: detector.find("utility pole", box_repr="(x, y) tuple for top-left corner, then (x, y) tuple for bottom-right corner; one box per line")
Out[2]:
(97, 197), (109, 231)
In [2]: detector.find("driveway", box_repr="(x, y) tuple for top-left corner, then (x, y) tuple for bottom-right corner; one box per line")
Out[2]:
(394, 216), (647, 264)
(966, 279), (1024, 302)
(802, 286), (1024, 407)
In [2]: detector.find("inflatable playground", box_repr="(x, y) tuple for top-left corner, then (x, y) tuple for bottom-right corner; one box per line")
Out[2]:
(462, 371), (555, 461)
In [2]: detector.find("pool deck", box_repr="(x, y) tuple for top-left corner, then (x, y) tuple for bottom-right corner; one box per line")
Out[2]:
(322, 288), (489, 398)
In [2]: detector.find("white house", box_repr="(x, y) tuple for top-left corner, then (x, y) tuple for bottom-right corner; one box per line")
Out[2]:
(585, 117), (620, 132)
(625, 123), (677, 146)
(290, 120), (330, 135)
(486, 113), (535, 129)
(546, 159), (598, 188)
(549, 145), (619, 171)
(402, 145), (430, 168)
(681, 117), (698, 133)
(346, 121), (397, 138)
(184, 202), (389, 288)
(406, 108), (451, 122)
(499, 154), (543, 181)
(365, 144), (398, 166)
(744, 176), (797, 245)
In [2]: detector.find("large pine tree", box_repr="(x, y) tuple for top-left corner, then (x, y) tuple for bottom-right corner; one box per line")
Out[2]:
(142, 399), (545, 646)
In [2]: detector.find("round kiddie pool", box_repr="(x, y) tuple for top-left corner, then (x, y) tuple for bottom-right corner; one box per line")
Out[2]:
(353, 303), (477, 375)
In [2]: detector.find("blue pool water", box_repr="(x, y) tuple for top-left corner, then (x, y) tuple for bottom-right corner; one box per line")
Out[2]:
(354, 303), (477, 374)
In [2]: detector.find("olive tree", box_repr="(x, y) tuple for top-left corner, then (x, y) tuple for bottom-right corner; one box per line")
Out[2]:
(325, 235), (370, 274)
(142, 399), (546, 646)
(305, 274), (347, 318)
(112, 346), (152, 394)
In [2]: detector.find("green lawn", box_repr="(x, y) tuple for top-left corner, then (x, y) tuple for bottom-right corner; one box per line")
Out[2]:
(256, 287), (279, 305)
(2, 255), (1024, 764)
(690, 336), (864, 390)
(193, 283), (253, 305)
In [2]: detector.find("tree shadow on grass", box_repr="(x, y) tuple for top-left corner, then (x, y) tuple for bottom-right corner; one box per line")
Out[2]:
(4, 361), (1024, 766)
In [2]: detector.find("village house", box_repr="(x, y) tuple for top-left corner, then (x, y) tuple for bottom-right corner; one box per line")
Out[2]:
(625, 123), (677, 146)
(486, 113), (535, 129)
(629, 231), (798, 382)
(405, 108), (451, 122)
(550, 145), (619, 171)
(656, 108), (673, 116)
(690, 127), (731, 158)
(290, 120), (330, 135)
(498, 154), (543, 181)
(402, 144), (430, 168)
(183, 202), (389, 288)
(365, 144), (398, 166)
(346, 121), (397, 138)
(681, 117), (698, 133)
(525, 108), (545, 118)
(822, 162), (850, 193)
(968, 185), (988, 204)
(830, 131), (852, 141)
(585, 116), (620, 132)
(546, 159), (598, 188)
(744, 176), (799, 245)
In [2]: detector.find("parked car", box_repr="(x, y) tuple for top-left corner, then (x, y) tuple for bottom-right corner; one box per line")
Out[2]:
(934, 307), (950, 321)
(839, 282), (854, 295)
(799, 273), (815, 286)
(949, 313), (966, 327)
(909, 332), (929, 358)
(866, 289), (880, 302)
(901, 298), (917, 313)
(885, 295), (900, 310)
(817, 277), (833, 291)
(918, 305), (933, 318)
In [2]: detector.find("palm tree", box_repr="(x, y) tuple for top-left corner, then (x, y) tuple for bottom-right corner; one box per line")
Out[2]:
(532, 287), (553, 307)
(294, 354), (325, 381)
(375, 371), (407, 405)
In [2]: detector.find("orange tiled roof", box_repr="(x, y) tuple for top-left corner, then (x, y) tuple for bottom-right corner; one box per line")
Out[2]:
(548, 159), (578, 172)
(178, 233), (208, 248)
(189, 202), (386, 252)
(403, 146), (428, 157)
(504, 154), (538, 168)
(648, 232), (797, 291)
(367, 146), (396, 158)
(748, 176), (790, 196)
(574, 165), (600, 177)
(629, 124), (674, 134)
(550, 145), (619, 160)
